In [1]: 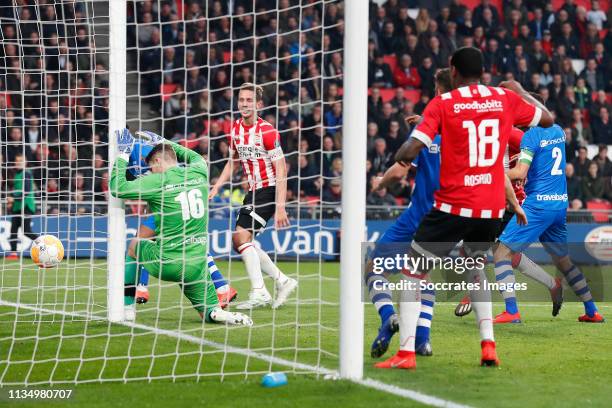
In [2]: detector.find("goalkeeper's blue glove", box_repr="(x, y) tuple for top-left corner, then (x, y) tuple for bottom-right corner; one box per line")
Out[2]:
(116, 128), (135, 157)
(135, 130), (164, 145)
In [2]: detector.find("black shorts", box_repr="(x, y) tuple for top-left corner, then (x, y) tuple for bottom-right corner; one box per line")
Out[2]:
(412, 209), (502, 259)
(496, 209), (515, 239)
(235, 186), (277, 234)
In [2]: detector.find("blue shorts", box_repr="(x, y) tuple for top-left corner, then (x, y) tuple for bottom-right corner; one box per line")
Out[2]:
(499, 204), (568, 257)
(141, 215), (156, 231)
(370, 204), (422, 259)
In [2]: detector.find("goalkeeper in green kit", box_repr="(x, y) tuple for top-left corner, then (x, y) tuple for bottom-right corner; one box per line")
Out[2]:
(110, 128), (252, 326)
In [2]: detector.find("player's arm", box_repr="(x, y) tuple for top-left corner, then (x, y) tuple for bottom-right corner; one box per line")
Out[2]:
(505, 174), (528, 225)
(395, 99), (440, 166)
(110, 154), (162, 200)
(168, 139), (206, 165)
(272, 157), (289, 228)
(262, 125), (289, 228)
(499, 80), (554, 128)
(372, 162), (410, 191)
(209, 149), (239, 200)
(507, 149), (532, 181)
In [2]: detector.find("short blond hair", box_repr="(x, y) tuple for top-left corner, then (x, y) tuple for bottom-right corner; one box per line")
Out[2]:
(239, 82), (264, 102)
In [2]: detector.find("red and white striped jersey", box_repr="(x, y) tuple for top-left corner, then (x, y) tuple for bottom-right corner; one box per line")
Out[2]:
(228, 117), (284, 191)
(413, 84), (541, 219)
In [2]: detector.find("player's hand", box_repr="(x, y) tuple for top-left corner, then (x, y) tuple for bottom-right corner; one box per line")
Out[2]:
(116, 128), (135, 155)
(135, 130), (164, 145)
(404, 115), (422, 125)
(275, 206), (290, 230)
(208, 185), (219, 200)
(514, 205), (528, 226)
(499, 80), (525, 95)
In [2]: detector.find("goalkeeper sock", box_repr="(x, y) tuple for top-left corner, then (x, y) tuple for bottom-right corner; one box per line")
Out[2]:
(562, 265), (597, 317)
(494, 260), (519, 314)
(469, 267), (494, 341)
(137, 265), (150, 286)
(516, 253), (555, 290)
(365, 271), (395, 325)
(238, 243), (265, 290)
(254, 246), (289, 284)
(415, 288), (435, 347)
(398, 275), (421, 352)
(208, 255), (228, 292)
(124, 255), (137, 306)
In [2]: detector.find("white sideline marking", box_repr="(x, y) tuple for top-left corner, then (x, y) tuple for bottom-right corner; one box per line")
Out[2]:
(0, 300), (471, 408)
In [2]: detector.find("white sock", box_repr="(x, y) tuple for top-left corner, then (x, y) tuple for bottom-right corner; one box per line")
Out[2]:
(517, 254), (555, 290)
(398, 276), (421, 352)
(216, 284), (229, 293)
(254, 246), (289, 284)
(238, 243), (265, 290)
(468, 267), (494, 342)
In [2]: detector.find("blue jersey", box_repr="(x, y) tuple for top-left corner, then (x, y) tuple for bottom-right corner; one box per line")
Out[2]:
(377, 134), (440, 246)
(520, 125), (568, 211)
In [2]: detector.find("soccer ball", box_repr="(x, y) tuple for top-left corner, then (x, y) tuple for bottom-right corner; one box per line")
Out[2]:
(31, 235), (64, 268)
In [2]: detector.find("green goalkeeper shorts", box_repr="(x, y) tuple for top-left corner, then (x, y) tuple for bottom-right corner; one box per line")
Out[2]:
(135, 239), (218, 315)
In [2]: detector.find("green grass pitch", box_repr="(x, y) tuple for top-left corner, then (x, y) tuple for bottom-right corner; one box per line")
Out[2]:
(0, 259), (610, 407)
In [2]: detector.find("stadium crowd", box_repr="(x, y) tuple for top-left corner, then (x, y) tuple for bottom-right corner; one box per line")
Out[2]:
(1, 0), (611, 220)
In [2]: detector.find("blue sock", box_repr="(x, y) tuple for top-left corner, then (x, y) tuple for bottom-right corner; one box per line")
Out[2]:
(505, 297), (519, 314)
(416, 289), (435, 348)
(378, 304), (395, 325)
(208, 255), (227, 289)
(138, 266), (149, 286)
(584, 300), (597, 317)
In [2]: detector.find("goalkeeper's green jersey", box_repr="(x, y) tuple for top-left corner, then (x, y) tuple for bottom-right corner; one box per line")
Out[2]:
(110, 141), (209, 257)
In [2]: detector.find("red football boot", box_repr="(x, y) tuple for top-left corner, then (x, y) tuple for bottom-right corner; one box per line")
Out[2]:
(217, 286), (238, 309)
(374, 350), (416, 370)
(135, 284), (149, 304)
(5, 252), (18, 260)
(480, 340), (500, 367)
(578, 311), (605, 323)
(494, 311), (521, 324)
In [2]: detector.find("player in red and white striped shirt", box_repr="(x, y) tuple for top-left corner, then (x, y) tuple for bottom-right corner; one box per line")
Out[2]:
(376, 47), (554, 370)
(210, 83), (297, 310)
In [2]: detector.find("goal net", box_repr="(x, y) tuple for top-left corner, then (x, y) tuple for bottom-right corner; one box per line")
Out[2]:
(0, 0), (350, 385)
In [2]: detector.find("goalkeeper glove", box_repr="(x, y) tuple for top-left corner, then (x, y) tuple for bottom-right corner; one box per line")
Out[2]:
(135, 130), (164, 145)
(116, 128), (135, 157)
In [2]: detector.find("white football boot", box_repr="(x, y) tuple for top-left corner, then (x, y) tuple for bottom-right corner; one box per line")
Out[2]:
(235, 288), (272, 310)
(124, 304), (136, 322)
(209, 307), (253, 327)
(272, 278), (298, 309)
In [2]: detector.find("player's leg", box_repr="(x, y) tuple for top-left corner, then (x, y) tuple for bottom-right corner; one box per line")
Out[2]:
(415, 286), (435, 356)
(129, 221), (156, 304)
(181, 256), (252, 326)
(208, 254), (238, 308)
(7, 214), (22, 257)
(376, 210), (461, 369)
(512, 252), (563, 316)
(125, 238), (161, 320)
(233, 226), (272, 309)
(494, 207), (552, 323)
(542, 212), (604, 323)
(252, 192), (297, 309)
(464, 219), (503, 366)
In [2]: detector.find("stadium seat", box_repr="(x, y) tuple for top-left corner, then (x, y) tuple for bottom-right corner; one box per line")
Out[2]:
(586, 200), (612, 223)
(383, 55), (397, 72)
(571, 59), (585, 76)
(404, 89), (421, 104)
(304, 196), (320, 206)
(378, 88), (395, 102)
(223, 51), (231, 63)
(552, 0), (609, 11)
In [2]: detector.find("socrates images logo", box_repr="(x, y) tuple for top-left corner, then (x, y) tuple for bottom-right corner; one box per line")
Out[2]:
(585, 226), (612, 262)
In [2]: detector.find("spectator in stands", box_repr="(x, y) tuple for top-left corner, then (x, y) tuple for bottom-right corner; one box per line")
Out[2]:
(587, 0), (608, 30)
(565, 127), (579, 160)
(573, 146), (592, 179)
(367, 186), (397, 216)
(574, 78), (591, 110)
(566, 163), (583, 209)
(594, 144), (612, 177)
(369, 138), (392, 175)
(580, 58), (605, 92)
(590, 91), (611, 120)
(369, 52), (393, 88)
(592, 107), (612, 144)
(393, 54), (421, 88)
(324, 101), (343, 136)
(322, 178), (342, 218)
(570, 108), (592, 146)
(581, 162), (606, 202)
